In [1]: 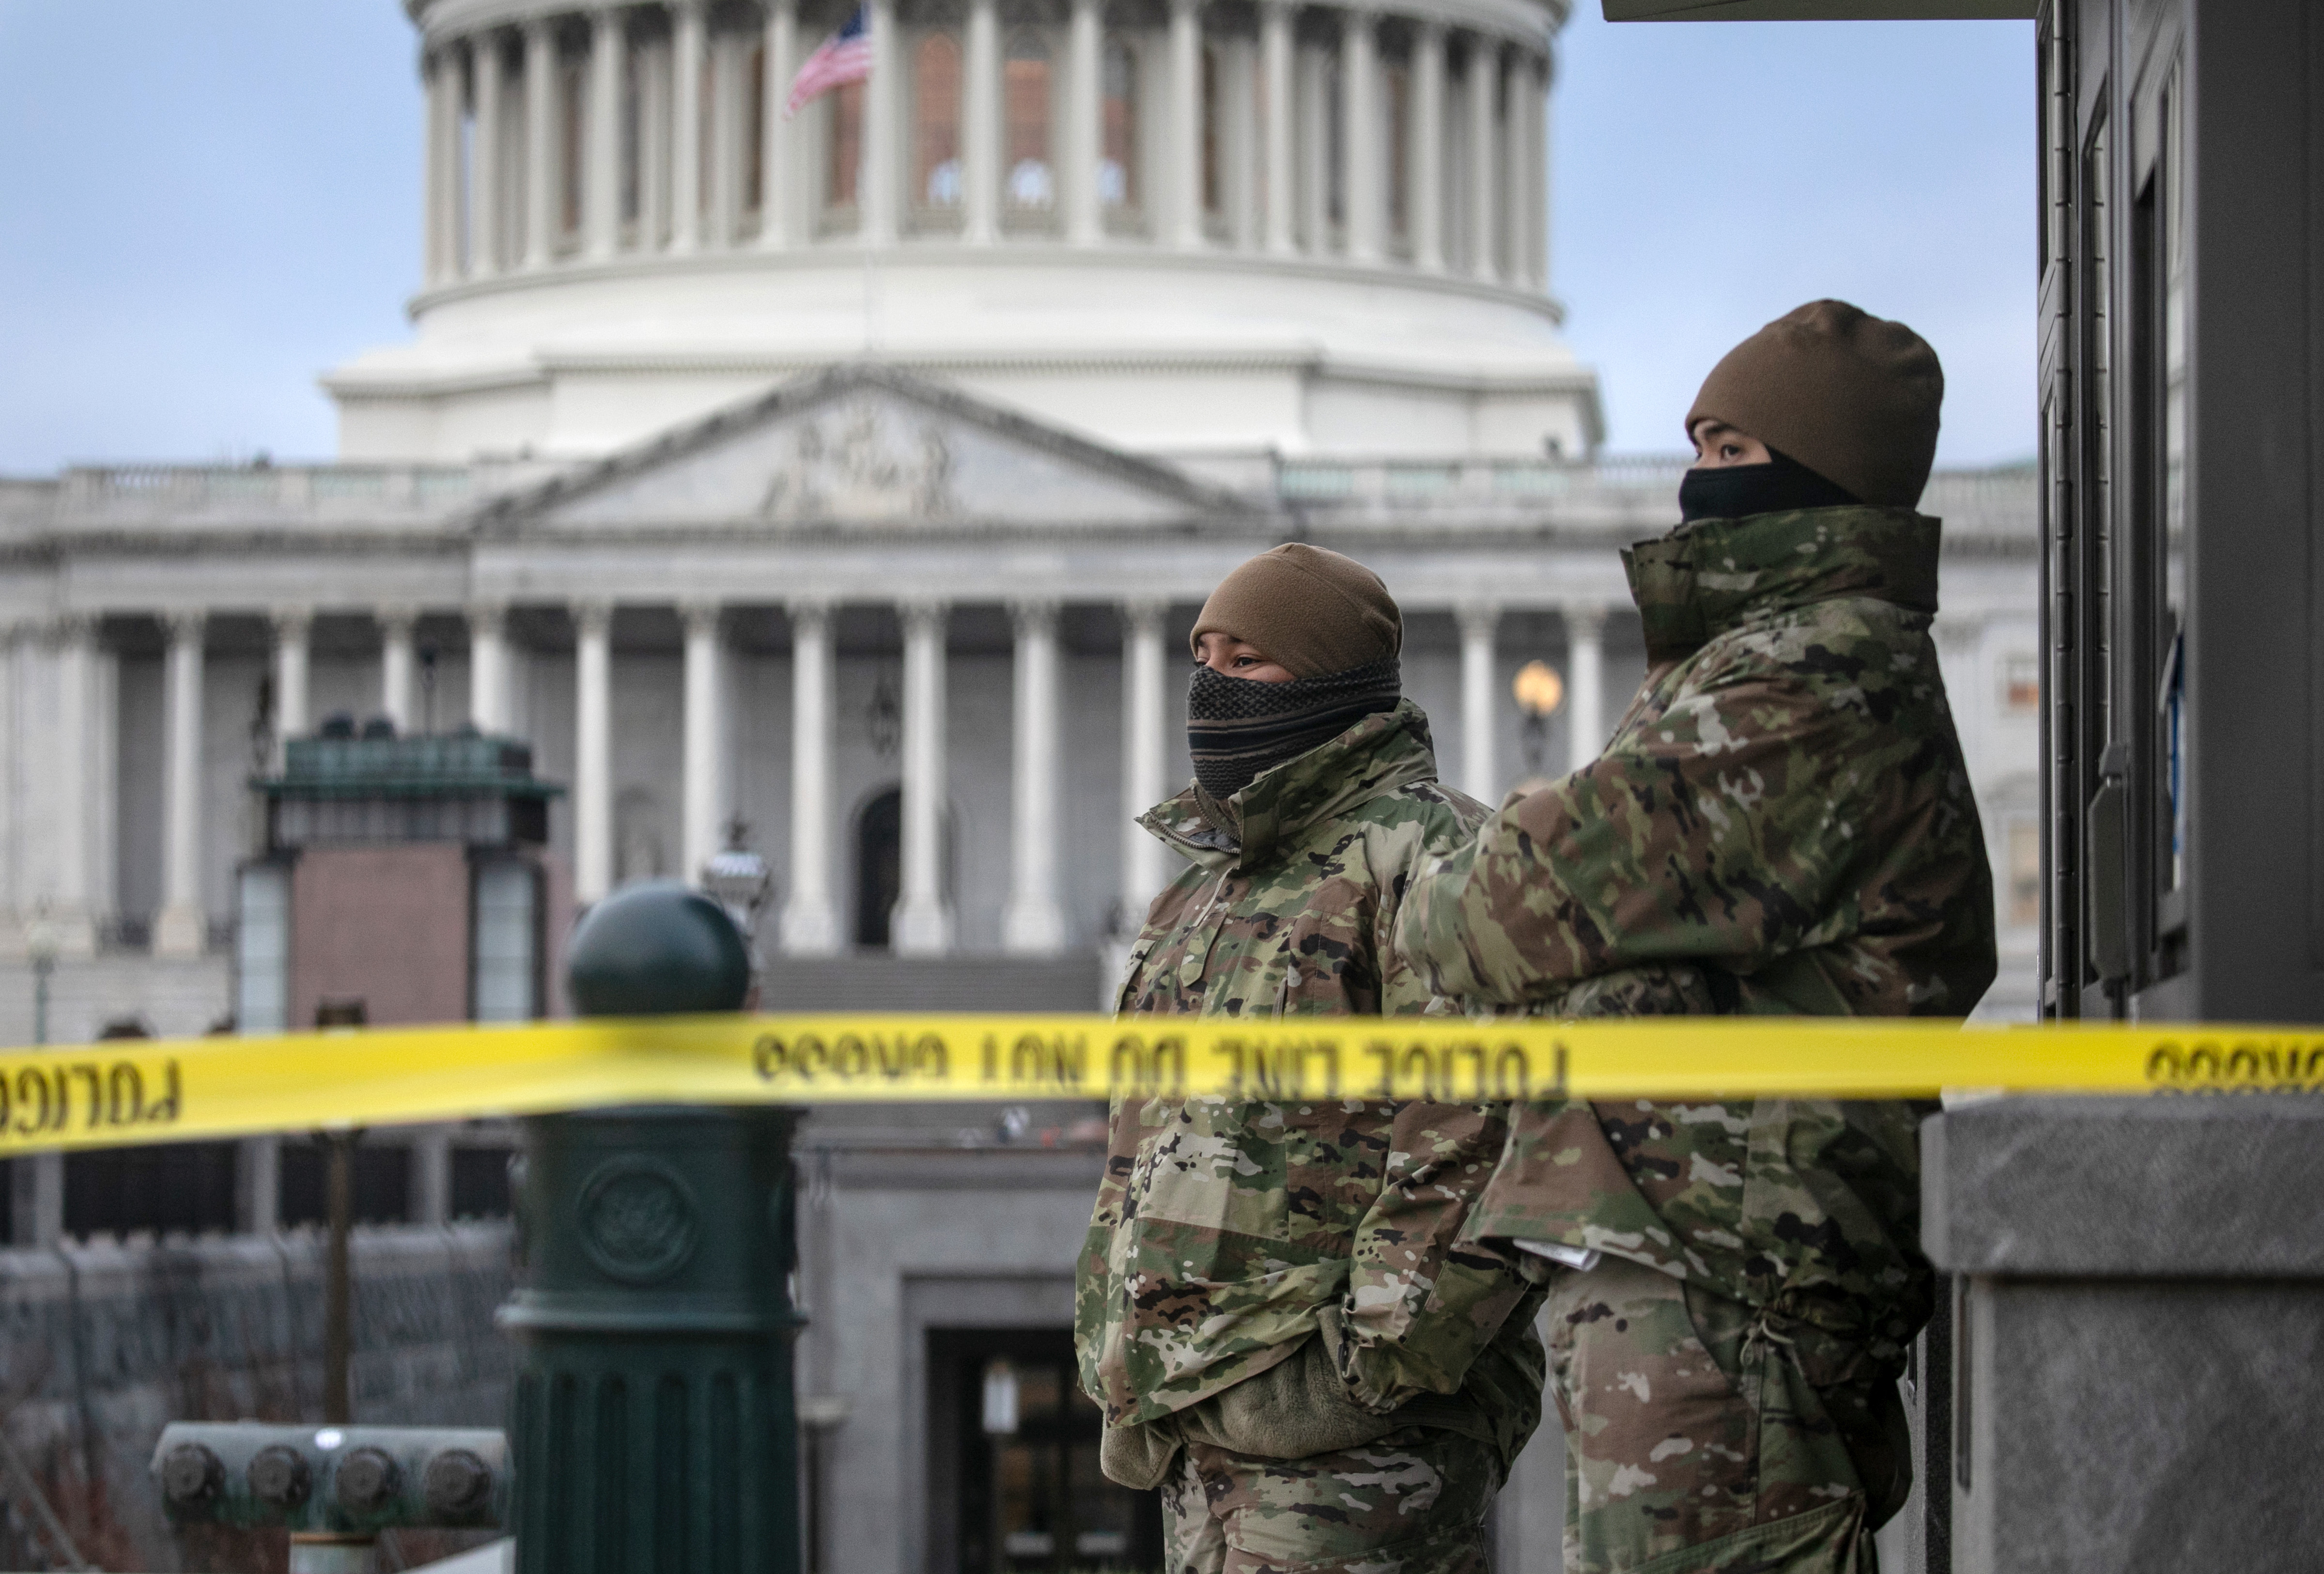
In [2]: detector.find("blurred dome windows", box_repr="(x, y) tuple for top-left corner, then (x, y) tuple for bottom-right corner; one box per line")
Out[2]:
(913, 30), (965, 227)
(1004, 30), (1055, 228)
(1101, 37), (1140, 222)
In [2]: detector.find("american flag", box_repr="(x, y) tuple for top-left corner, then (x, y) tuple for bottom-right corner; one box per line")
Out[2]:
(786, 5), (872, 120)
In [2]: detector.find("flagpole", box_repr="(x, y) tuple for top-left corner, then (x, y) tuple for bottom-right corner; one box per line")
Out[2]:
(784, 3), (880, 357)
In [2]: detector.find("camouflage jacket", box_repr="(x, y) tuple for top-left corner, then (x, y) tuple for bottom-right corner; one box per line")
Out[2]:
(1395, 506), (1998, 1381)
(1076, 701), (1542, 1434)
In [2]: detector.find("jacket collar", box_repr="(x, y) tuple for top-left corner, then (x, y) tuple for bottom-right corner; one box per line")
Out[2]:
(1622, 505), (1941, 663)
(1139, 699), (1440, 873)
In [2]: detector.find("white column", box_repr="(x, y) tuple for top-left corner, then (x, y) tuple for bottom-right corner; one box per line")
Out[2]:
(1457, 604), (1499, 803)
(1296, 43), (1329, 252)
(1566, 605), (1605, 772)
(671, 0), (707, 253)
(379, 608), (418, 733)
(780, 602), (840, 954)
(641, 34), (673, 246)
(586, 9), (625, 259)
(1003, 601), (1067, 953)
(710, 25), (745, 246)
(1222, 37), (1257, 247)
(272, 608), (311, 767)
(47, 618), (95, 954)
(472, 36), (505, 277)
(860, 0), (900, 246)
(155, 612), (207, 960)
(892, 601), (952, 954)
(1065, 0), (1102, 245)
(468, 603), (510, 733)
(781, 602), (841, 954)
(1166, 0), (1204, 249)
(1118, 600), (1168, 926)
(412, 1129), (453, 1227)
(682, 601), (726, 886)
(1466, 37), (1499, 284)
(13, 1155), (62, 1247)
(523, 19), (558, 268)
(1411, 22), (1445, 271)
(1340, 8), (1380, 264)
(573, 601), (614, 905)
(235, 1138), (279, 1235)
(963, 0), (1001, 244)
(1529, 51), (1551, 290)
(424, 49), (454, 285)
(1259, 0), (1295, 255)
(760, 0), (798, 249)
(1501, 44), (1529, 289)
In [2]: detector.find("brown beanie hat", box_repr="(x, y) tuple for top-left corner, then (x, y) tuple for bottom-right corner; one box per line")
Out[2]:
(1685, 300), (1944, 508)
(1190, 544), (1402, 679)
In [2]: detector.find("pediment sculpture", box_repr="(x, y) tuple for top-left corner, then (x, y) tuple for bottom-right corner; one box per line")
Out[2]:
(759, 399), (957, 524)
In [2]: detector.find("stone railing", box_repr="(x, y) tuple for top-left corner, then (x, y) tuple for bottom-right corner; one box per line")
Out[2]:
(1277, 454), (2039, 544)
(1277, 452), (1691, 502)
(54, 463), (480, 524)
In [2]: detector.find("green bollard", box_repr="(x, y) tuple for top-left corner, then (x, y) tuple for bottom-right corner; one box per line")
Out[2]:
(500, 881), (802, 1574)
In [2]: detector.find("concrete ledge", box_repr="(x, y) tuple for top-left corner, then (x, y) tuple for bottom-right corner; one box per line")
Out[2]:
(1923, 1097), (2324, 1277)
(760, 951), (1106, 1012)
(827, 1147), (1107, 1191)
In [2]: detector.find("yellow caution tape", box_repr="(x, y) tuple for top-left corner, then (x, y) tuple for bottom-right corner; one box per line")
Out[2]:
(0, 1013), (2317, 1154)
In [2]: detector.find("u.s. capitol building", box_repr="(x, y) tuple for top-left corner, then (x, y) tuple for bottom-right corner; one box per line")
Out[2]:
(0, 0), (2036, 1567)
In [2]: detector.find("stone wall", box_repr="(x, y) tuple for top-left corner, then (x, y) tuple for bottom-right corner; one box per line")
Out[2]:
(0, 955), (230, 1046)
(1923, 1098), (2324, 1572)
(0, 1222), (513, 1572)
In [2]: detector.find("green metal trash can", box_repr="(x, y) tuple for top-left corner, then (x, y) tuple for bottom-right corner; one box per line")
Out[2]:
(500, 881), (802, 1574)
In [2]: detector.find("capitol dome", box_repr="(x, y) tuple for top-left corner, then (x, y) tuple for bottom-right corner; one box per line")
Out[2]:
(329, 0), (1597, 461)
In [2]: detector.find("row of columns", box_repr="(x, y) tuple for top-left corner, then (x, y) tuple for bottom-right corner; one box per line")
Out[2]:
(422, 0), (1551, 289)
(16, 600), (1608, 958)
(1457, 603), (1602, 799)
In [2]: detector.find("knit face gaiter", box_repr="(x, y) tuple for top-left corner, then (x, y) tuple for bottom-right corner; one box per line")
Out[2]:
(1186, 657), (1401, 804)
(1678, 447), (1860, 522)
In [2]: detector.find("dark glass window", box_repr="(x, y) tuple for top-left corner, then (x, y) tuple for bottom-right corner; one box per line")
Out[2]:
(280, 1140), (412, 1228)
(451, 1146), (516, 1220)
(929, 1327), (1162, 1574)
(62, 1142), (238, 1238)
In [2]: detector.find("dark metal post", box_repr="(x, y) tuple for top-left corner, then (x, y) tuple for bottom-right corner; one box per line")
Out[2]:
(500, 881), (803, 1574)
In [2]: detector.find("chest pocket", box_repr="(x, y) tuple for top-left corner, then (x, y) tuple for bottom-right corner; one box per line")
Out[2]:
(1129, 1098), (1293, 1247)
(1272, 919), (1378, 1016)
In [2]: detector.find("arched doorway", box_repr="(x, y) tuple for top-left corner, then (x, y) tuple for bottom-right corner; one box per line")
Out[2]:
(853, 786), (903, 949)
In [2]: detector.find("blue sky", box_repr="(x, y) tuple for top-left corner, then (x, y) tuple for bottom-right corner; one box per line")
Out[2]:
(0, 3), (2033, 471)
(1553, 9), (2034, 464)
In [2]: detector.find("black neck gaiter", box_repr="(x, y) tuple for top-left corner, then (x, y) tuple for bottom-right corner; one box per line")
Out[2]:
(1678, 447), (1859, 522)
(1186, 657), (1401, 804)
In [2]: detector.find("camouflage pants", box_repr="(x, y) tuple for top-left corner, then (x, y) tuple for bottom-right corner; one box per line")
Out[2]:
(1544, 1257), (1907, 1574)
(1160, 1426), (1504, 1574)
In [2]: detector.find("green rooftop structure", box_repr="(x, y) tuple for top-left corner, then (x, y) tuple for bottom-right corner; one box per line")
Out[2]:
(259, 727), (564, 851)
(238, 722), (570, 1037)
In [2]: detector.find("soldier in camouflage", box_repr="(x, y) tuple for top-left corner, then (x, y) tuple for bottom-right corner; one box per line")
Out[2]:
(1075, 544), (1548, 1574)
(1395, 302), (1998, 1574)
